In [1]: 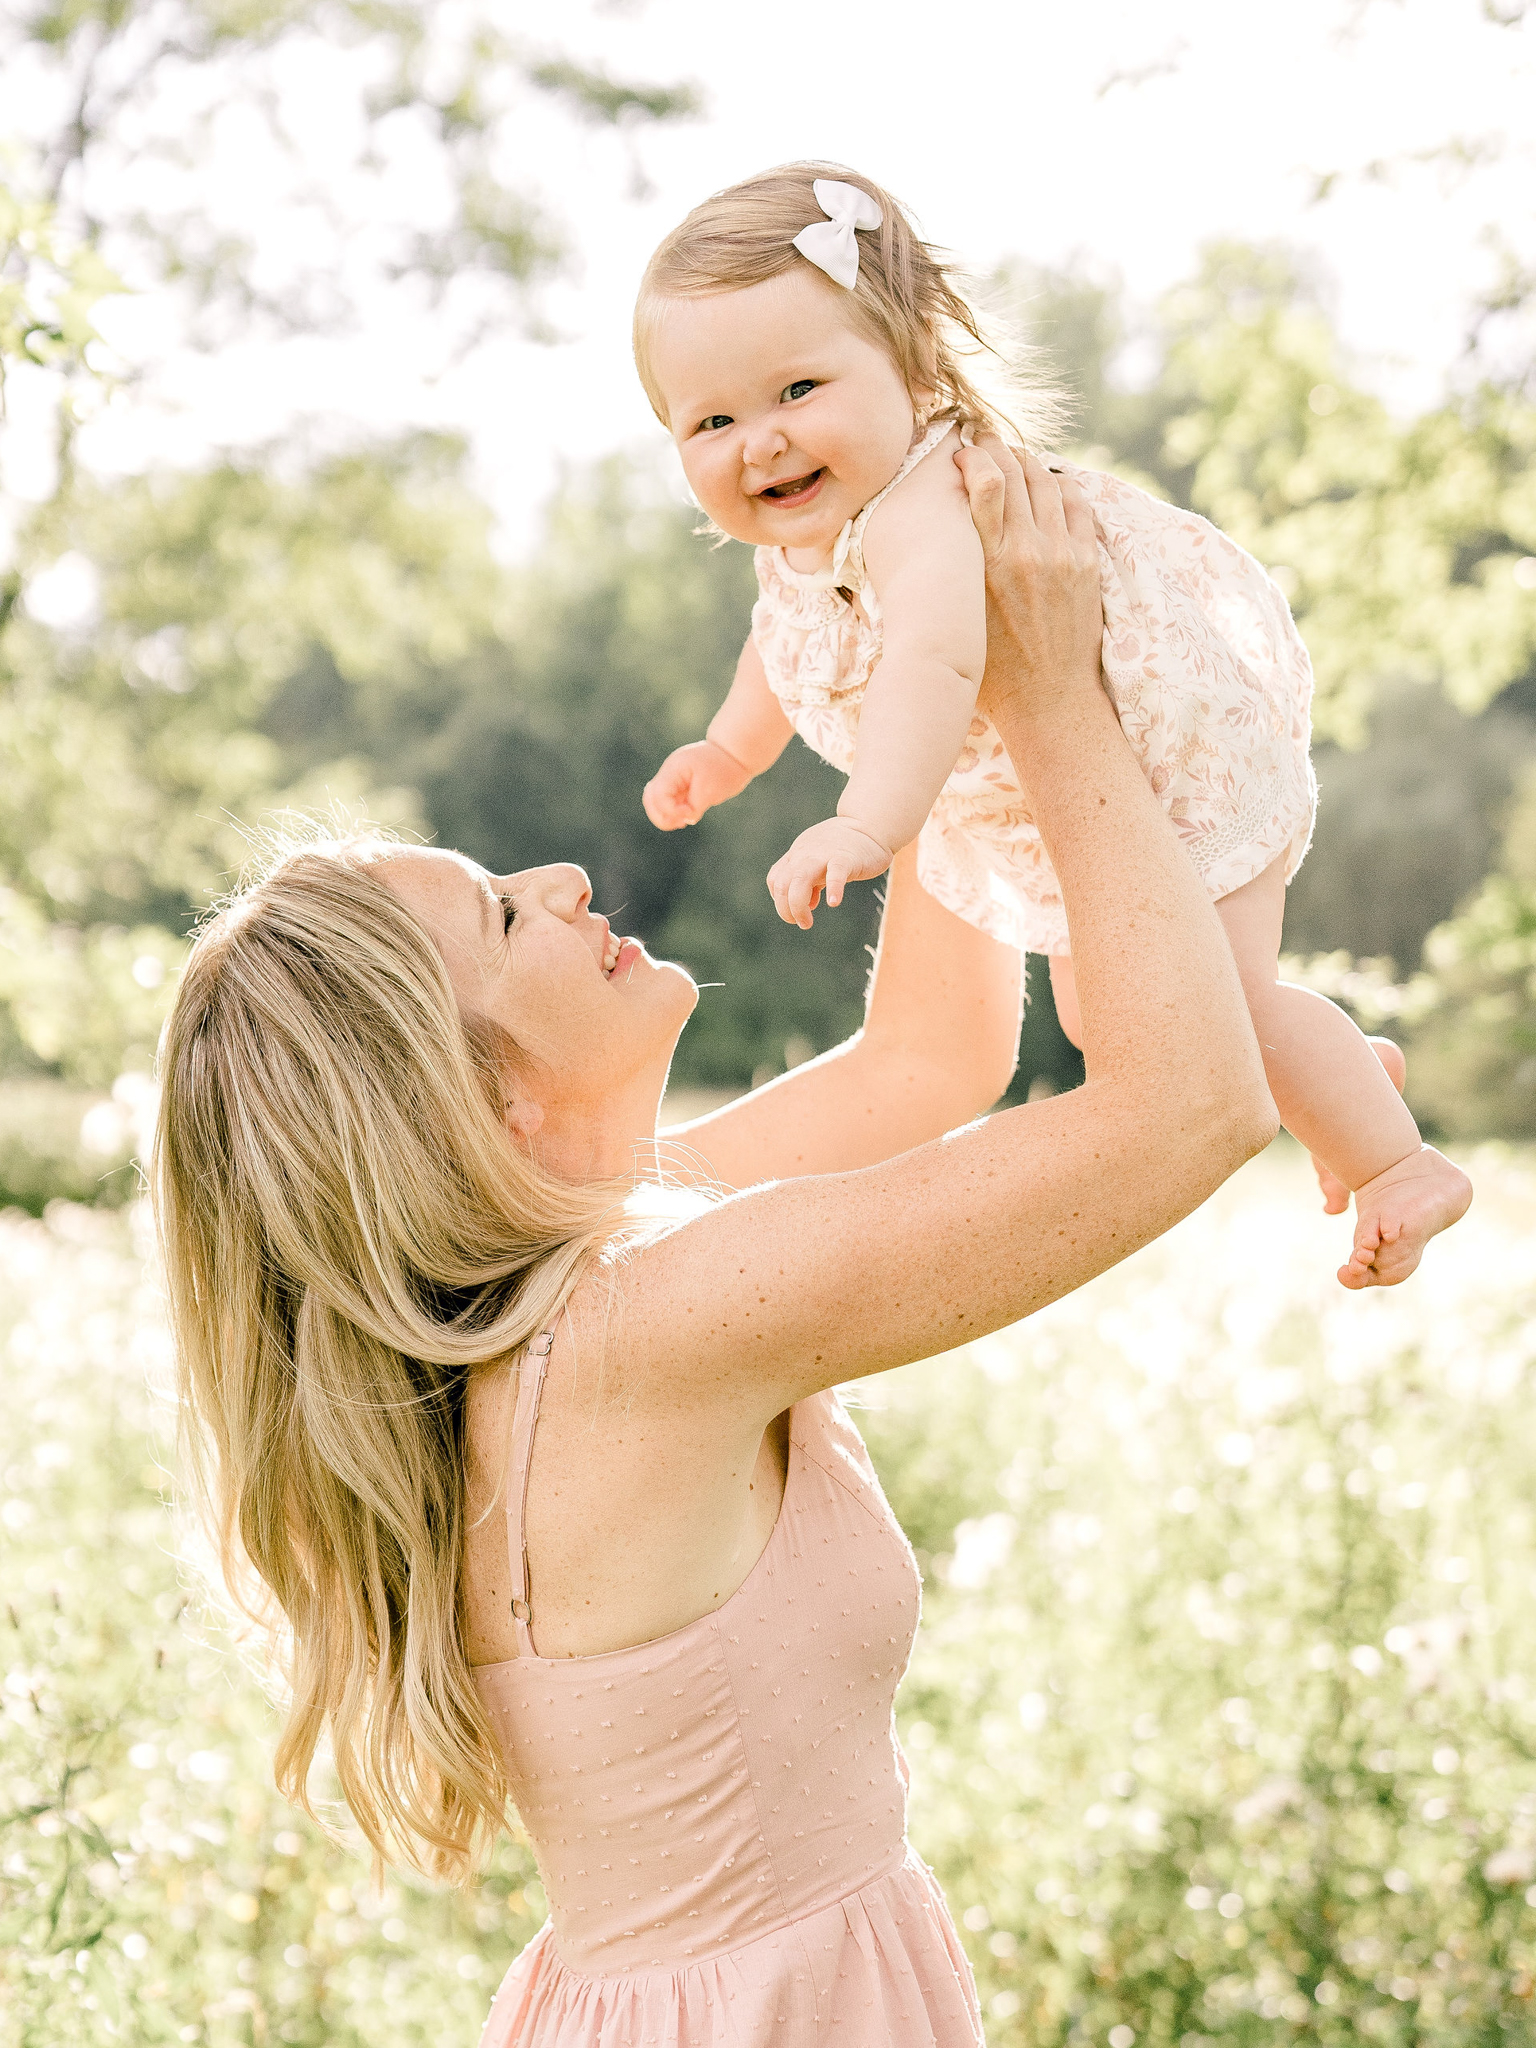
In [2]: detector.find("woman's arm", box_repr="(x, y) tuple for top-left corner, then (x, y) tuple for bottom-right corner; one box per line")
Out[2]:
(662, 839), (1024, 1187)
(632, 446), (1278, 1416)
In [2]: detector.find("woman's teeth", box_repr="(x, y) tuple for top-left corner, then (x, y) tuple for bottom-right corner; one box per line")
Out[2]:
(603, 933), (622, 976)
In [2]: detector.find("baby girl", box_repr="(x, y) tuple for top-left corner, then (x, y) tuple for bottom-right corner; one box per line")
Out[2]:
(636, 163), (1470, 1287)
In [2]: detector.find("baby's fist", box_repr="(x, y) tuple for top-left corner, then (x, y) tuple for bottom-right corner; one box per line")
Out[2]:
(767, 817), (894, 928)
(643, 740), (752, 831)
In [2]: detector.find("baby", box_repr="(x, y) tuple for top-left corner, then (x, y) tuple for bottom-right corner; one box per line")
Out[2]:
(636, 163), (1470, 1288)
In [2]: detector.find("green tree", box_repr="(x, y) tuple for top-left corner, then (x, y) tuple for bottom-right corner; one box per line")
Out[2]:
(1282, 682), (1535, 974)
(1070, 245), (1536, 745)
(0, 159), (118, 417)
(1404, 764), (1536, 1137)
(1, 435), (497, 1080)
(1, 0), (697, 360)
(0, 3), (698, 1092)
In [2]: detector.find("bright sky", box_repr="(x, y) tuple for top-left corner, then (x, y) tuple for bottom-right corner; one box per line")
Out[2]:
(10, 0), (1535, 558)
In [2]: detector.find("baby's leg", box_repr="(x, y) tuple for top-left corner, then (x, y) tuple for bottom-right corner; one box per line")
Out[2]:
(1216, 859), (1470, 1288)
(1312, 1036), (1404, 1215)
(1047, 953), (1082, 1049)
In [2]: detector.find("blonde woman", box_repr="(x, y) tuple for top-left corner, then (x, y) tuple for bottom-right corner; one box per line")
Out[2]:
(155, 444), (1277, 2048)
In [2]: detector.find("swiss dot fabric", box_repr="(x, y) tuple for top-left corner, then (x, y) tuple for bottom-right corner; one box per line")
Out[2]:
(751, 423), (1319, 954)
(473, 1391), (982, 2046)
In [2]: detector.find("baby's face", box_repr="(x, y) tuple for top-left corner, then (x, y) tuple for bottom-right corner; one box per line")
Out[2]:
(649, 267), (922, 557)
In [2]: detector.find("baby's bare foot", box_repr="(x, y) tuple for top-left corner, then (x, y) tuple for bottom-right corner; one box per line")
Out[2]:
(1339, 1145), (1472, 1289)
(1312, 1036), (1408, 1217)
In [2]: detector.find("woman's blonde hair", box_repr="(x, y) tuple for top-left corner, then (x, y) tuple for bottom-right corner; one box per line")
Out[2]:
(634, 160), (1064, 447)
(153, 828), (635, 1882)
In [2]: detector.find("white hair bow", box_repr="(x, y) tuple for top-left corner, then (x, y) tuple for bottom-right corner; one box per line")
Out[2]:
(792, 178), (883, 291)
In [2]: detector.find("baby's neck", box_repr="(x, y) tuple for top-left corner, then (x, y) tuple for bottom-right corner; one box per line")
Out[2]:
(782, 542), (833, 576)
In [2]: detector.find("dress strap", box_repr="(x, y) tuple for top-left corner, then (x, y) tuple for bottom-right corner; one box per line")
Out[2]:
(502, 1322), (558, 1657)
(831, 415), (959, 592)
(766, 415), (960, 601)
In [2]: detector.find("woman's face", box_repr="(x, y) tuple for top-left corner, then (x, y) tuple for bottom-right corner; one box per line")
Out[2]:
(379, 850), (696, 1153)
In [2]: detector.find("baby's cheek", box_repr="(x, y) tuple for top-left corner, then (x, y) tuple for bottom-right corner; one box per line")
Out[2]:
(679, 457), (740, 537)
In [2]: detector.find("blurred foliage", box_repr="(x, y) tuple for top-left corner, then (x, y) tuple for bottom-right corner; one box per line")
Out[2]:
(1404, 766), (1536, 1138)
(1007, 245), (1536, 746)
(0, 155), (119, 410)
(3, 241), (1536, 1137)
(859, 1145), (1536, 2045)
(0, 0), (697, 356)
(6, 1149), (1536, 2043)
(1283, 682), (1535, 976)
(0, 437), (482, 1078)
(0, 1077), (137, 1212)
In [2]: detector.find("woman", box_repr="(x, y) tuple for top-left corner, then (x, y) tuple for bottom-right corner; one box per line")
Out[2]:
(155, 445), (1277, 2046)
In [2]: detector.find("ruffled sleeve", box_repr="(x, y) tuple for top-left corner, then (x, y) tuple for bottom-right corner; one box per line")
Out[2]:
(751, 548), (880, 714)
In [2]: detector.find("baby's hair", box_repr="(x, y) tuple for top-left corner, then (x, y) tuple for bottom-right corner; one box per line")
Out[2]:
(634, 160), (1065, 448)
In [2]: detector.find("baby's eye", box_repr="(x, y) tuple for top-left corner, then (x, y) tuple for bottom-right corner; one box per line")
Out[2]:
(697, 413), (733, 433)
(780, 379), (816, 403)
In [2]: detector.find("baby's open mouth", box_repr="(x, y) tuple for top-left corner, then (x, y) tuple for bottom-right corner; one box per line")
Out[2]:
(758, 470), (824, 504)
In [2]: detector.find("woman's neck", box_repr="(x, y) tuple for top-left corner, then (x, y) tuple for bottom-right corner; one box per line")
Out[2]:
(531, 1076), (666, 1185)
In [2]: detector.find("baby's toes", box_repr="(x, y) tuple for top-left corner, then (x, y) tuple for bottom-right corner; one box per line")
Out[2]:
(1312, 1155), (1350, 1215)
(1357, 1229), (1422, 1288)
(1337, 1213), (1384, 1290)
(1337, 1252), (1377, 1290)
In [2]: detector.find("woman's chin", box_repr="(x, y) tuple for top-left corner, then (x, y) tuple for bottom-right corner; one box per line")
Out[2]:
(665, 958), (701, 1027)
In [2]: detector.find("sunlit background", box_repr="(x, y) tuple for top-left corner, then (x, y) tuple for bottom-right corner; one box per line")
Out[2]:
(3, 2), (1535, 2042)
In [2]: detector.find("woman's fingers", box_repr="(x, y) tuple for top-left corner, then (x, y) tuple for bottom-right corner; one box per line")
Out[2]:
(953, 440), (1010, 559)
(1020, 447), (1070, 543)
(1059, 473), (1097, 562)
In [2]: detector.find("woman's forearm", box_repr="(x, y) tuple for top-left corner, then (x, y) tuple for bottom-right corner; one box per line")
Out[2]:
(659, 844), (1022, 1187)
(985, 625), (1273, 1164)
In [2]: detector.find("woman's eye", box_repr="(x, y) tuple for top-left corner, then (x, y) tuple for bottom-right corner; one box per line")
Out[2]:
(500, 895), (516, 933)
(781, 380), (816, 403)
(698, 414), (733, 432)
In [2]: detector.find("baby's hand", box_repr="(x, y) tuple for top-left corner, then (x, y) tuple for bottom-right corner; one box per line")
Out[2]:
(643, 740), (753, 830)
(767, 817), (894, 929)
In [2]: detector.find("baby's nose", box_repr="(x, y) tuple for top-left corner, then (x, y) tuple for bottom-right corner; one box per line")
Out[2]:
(742, 423), (788, 473)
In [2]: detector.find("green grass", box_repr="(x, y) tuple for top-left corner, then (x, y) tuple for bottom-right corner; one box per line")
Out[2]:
(4, 1145), (1536, 2045)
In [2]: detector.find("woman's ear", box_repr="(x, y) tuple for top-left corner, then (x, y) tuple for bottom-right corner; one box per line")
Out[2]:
(503, 1093), (545, 1143)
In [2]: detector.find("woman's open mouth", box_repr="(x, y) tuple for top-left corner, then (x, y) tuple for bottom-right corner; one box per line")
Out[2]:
(604, 936), (641, 979)
(757, 469), (824, 508)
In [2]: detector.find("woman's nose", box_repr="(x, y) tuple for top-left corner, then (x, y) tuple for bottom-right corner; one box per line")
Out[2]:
(506, 864), (592, 921)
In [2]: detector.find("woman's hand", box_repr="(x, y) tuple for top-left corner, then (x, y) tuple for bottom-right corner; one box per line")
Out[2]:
(953, 439), (1104, 729)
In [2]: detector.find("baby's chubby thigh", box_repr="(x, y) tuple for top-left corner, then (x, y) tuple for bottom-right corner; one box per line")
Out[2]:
(1046, 955), (1082, 1051)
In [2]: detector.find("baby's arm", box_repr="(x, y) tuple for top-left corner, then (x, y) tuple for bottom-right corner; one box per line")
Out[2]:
(768, 438), (986, 925)
(644, 634), (792, 831)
